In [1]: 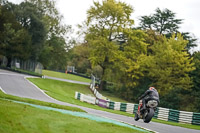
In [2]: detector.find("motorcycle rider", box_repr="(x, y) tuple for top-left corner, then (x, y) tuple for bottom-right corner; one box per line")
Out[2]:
(138, 87), (159, 114)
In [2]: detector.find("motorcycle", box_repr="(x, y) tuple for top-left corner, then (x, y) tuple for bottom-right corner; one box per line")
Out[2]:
(134, 99), (158, 123)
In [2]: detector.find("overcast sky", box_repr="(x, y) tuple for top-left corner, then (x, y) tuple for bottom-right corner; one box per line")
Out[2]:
(8, 0), (200, 50)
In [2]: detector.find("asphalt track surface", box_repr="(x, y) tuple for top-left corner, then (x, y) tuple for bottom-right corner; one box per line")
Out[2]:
(0, 69), (199, 133)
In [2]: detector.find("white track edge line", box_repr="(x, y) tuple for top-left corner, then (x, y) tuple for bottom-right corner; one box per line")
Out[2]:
(24, 76), (60, 102)
(0, 86), (7, 94)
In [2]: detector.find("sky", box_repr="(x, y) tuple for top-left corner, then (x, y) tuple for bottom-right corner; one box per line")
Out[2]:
(8, 0), (200, 51)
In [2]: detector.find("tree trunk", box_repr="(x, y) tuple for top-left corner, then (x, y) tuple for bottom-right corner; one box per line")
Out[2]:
(99, 80), (106, 91)
(99, 66), (106, 90)
(6, 57), (12, 68)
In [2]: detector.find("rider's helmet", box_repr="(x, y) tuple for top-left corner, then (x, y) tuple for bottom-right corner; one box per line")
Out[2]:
(149, 87), (157, 91)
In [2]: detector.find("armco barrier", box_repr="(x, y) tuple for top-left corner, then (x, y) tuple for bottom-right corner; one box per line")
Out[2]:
(133, 104), (139, 113)
(126, 103), (135, 114)
(75, 92), (96, 105)
(120, 103), (127, 112)
(109, 101), (115, 110)
(97, 99), (109, 108)
(192, 113), (200, 125)
(168, 109), (180, 122)
(153, 108), (159, 119)
(179, 111), (193, 124)
(114, 102), (121, 111)
(157, 107), (169, 121)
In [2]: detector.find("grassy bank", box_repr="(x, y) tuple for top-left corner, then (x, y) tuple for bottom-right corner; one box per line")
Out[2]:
(42, 70), (91, 83)
(28, 78), (200, 130)
(0, 91), (84, 112)
(0, 99), (144, 133)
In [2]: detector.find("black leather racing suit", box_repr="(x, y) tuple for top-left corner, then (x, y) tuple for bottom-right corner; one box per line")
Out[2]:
(138, 89), (159, 112)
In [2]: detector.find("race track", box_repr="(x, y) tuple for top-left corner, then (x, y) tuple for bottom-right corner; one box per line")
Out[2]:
(0, 69), (199, 133)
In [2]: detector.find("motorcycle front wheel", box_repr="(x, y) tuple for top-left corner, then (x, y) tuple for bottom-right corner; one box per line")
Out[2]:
(134, 112), (140, 121)
(143, 108), (154, 123)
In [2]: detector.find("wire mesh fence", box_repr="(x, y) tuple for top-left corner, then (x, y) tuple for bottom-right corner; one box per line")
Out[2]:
(0, 56), (43, 74)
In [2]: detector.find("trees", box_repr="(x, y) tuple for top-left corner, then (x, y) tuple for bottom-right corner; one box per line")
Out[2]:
(148, 34), (194, 95)
(137, 8), (198, 109)
(139, 8), (182, 36)
(118, 29), (149, 100)
(83, 0), (134, 89)
(24, 0), (72, 69)
(141, 34), (195, 110)
(0, 2), (31, 67)
(26, 0), (70, 39)
(189, 52), (200, 112)
(68, 43), (91, 74)
(0, 0), (72, 70)
(138, 8), (197, 50)
(39, 35), (68, 70)
(14, 2), (47, 60)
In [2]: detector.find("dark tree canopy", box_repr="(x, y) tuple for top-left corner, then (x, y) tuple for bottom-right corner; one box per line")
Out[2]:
(138, 8), (197, 50)
(139, 8), (182, 36)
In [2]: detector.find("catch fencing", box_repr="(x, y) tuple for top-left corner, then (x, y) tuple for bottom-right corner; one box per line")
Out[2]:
(75, 75), (200, 125)
(0, 57), (43, 74)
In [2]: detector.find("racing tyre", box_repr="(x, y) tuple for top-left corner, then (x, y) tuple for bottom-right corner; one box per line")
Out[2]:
(134, 112), (139, 121)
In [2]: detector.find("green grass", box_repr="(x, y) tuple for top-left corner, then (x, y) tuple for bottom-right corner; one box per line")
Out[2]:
(100, 90), (129, 103)
(0, 91), (84, 112)
(28, 78), (200, 130)
(0, 99), (144, 133)
(42, 70), (91, 83)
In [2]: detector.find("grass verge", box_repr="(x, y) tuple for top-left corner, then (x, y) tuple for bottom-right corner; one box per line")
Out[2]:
(28, 78), (200, 130)
(0, 91), (84, 112)
(42, 70), (91, 83)
(0, 99), (144, 133)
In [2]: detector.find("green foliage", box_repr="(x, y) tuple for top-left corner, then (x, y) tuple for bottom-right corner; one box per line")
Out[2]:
(138, 8), (197, 50)
(0, 0), (72, 70)
(148, 34), (195, 95)
(0, 3), (31, 66)
(139, 8), (182, 36)
(181, 32), (197, 50)
(117, 30), (149, 100)
(83, 0), (135, 89)
(14, 2), (47, 60)
(189, 52), (200, 112)
(159, 88), (181, 110)
(67, 43), (91, 74)
(39, 35), (68, 70)
(27, 0), (70, 38)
